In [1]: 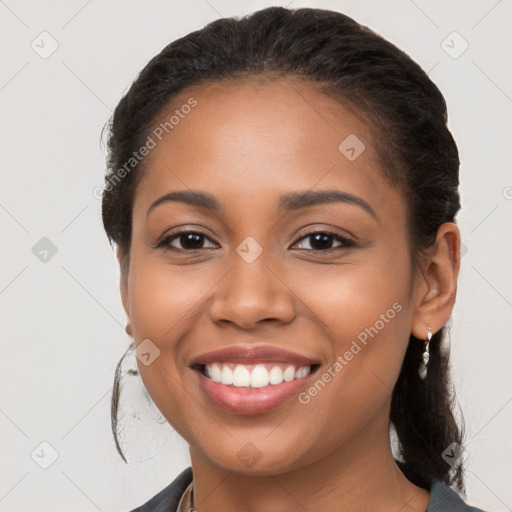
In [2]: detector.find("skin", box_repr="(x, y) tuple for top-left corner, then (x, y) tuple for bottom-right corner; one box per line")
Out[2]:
(117, 76), (461, 512)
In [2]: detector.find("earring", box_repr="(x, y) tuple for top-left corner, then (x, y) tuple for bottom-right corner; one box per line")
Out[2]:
(418, 325), (432, 380)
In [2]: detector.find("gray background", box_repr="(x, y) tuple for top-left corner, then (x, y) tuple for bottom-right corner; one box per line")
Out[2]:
(1, 0), (511, 510)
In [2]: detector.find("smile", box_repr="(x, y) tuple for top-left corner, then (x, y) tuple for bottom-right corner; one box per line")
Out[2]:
(202, 362), (313, 388)
(190, 345), (321, 414)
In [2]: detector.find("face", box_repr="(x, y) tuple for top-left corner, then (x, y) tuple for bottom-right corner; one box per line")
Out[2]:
(120, 77), (423, 475)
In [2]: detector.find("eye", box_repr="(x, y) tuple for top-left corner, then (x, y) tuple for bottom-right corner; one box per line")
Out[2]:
(292, 231), (355, 251)
(154, 229), (355, 253)
(155, 230), (218, 251)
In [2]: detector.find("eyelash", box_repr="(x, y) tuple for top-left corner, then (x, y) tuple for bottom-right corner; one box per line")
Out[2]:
(153, 229), (356, 253)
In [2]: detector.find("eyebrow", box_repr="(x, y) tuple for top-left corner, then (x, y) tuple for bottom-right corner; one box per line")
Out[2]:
(279, 189), (377, 220)
(147, 189), (377, 220)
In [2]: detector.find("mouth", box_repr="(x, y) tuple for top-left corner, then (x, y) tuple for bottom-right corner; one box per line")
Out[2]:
(193, 362), (320, 388)
(189, 345), (321, 415)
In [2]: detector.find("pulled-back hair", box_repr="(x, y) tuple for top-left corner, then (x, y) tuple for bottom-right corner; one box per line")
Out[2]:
(102, 6), (463, 490)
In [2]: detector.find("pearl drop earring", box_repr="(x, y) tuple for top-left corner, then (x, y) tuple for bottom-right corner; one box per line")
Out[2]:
(418, 325), (432, 380)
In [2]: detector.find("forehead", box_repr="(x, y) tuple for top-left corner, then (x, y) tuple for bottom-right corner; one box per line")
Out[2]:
(132, 76), (403, 222)
(148, 76), (375, 157)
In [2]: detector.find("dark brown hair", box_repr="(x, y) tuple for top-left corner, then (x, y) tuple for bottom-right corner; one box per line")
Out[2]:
(102, 6), (464, 490)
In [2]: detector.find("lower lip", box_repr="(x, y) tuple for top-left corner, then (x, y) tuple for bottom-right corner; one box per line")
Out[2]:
(195, 370), (314, 415)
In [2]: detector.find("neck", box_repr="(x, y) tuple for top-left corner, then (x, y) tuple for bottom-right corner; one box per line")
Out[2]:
(189, 417), (430, 512)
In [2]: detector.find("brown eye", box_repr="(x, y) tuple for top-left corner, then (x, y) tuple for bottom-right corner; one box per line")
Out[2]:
(293, 231), (355, 251)
(156, 231), (218, 251)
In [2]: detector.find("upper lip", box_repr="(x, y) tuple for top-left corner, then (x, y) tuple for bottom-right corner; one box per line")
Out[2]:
(191, 344), (319, 367)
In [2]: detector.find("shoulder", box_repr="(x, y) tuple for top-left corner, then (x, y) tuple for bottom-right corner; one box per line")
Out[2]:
(397, 461), (489, 512)
(127, 466), (193, 512)
(428, 479), (489, 512)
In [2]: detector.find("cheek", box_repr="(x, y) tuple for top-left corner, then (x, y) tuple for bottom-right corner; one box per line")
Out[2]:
(285, 272), (411, 465)
(127, 253), (210, 342)
(125, 250), (209, 392)
(125, 253), (212, 437)
(288, 251), (412, 405)
(290, 250), (411, 342)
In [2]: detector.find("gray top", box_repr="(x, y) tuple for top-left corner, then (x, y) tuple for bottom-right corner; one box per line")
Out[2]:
(128, 463), (489, 512)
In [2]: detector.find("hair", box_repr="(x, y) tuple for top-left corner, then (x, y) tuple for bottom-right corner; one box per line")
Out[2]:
(102, 6), (464, 490)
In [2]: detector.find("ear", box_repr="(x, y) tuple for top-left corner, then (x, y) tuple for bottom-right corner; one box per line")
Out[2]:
(411, 222), (461, 339)
(116, 245), (133, 337)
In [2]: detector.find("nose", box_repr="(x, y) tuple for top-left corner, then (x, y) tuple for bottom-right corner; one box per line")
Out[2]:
(209, 254), (296, 330)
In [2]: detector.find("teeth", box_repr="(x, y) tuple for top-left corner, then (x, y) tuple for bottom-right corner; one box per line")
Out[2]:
(283, 366), (295, 382)
(210, 364), (221, 382)
(204, 363), (312, 388)
(233, 365), (250, 387)
(251, 365), (270, 388)
(220, 365), (233, 385)
(269, 366), (284, 385)
(294, 366), (310, 379)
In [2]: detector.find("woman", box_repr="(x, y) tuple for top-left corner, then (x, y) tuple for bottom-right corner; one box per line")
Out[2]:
(102, 6), (488, 511)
